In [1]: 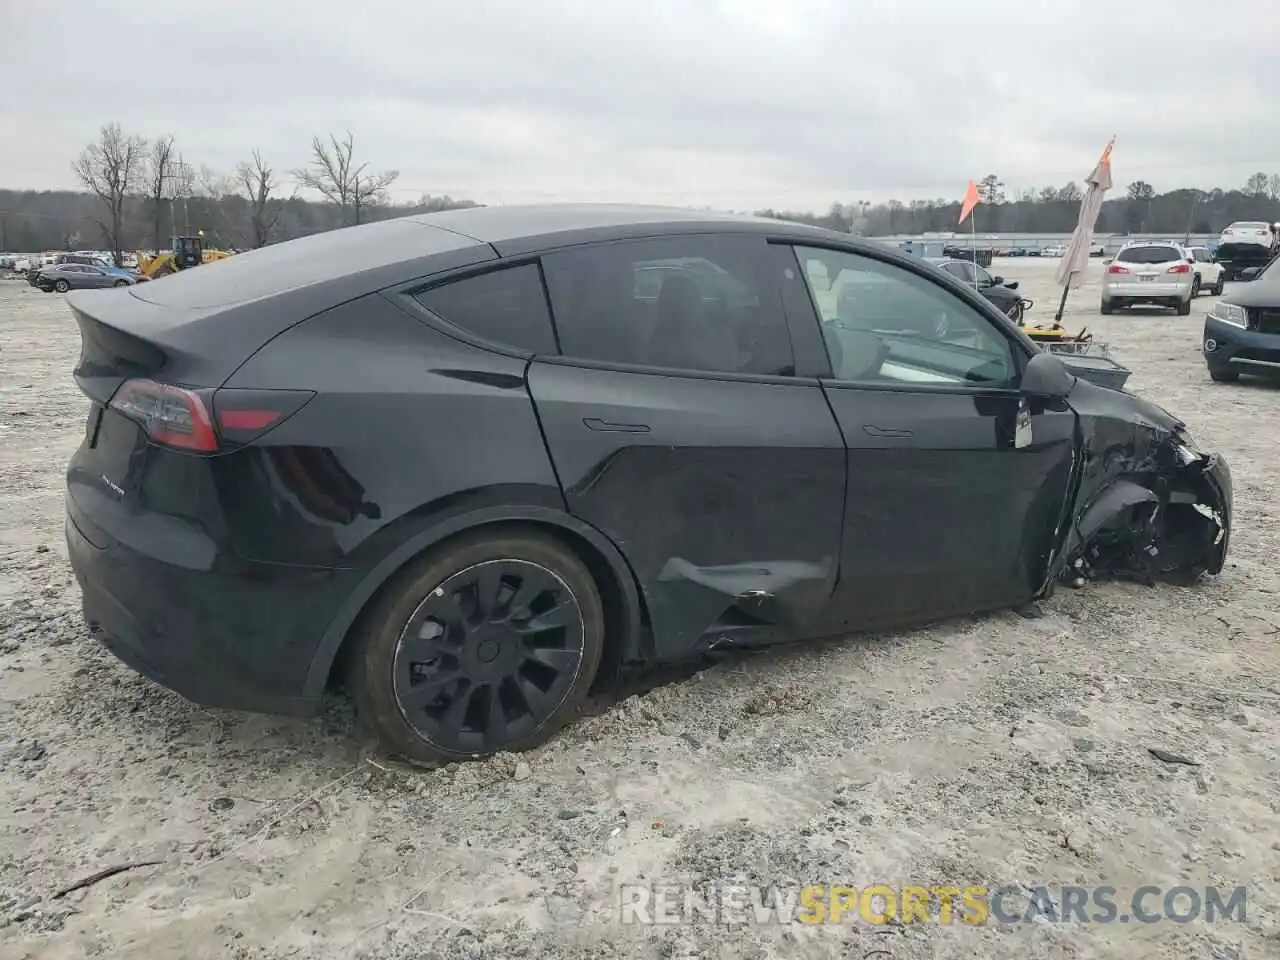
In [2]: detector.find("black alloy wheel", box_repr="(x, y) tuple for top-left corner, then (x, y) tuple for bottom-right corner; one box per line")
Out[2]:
(353, 531), (604, 763)
(54, 279), (69, 293)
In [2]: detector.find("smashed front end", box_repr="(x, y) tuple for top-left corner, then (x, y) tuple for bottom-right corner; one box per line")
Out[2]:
(1049, 382), (1231, 589)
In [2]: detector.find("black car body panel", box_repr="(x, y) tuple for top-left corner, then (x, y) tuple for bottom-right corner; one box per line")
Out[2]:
(63, 205), (1233, 723)
(1054, 378), (1229, 582)
(526, 359), (845, 659)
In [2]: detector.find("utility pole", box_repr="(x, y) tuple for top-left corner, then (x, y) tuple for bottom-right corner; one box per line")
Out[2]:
(1183, 190), (1203, 245)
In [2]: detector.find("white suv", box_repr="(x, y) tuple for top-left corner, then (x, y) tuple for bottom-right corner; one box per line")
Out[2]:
(1101, 242), (1196, 315)
(1184, 246), (1225, 297)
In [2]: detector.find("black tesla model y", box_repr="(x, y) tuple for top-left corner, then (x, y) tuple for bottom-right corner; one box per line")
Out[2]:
(65, 204), (1231, 764)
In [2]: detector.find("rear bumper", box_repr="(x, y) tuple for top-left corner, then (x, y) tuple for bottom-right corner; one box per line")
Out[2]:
(65, 495), (340, 717)
(1102, 280), (1190, 301)
(1202, 315), (1280, 374)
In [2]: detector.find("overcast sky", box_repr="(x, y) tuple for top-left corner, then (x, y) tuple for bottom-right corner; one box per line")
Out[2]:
(2, 0), (1274, 210)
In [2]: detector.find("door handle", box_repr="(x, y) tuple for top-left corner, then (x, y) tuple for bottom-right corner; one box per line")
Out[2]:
(583, 417), (651, 434)
(862, 424), (913, 438)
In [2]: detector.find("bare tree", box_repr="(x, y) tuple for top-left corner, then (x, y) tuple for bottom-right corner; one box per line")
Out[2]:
(1244, 172), (1270, 197)
(235, 150), (286, 247)
(189, 166), (239, 247)
(194, 165), (232, 199)
(1056, 182), (1083, 203)
(293, 132), (399, 226)
(146, 135), (176, 255)
(886, 198), (904, 234)
(72, 123), (147, 266)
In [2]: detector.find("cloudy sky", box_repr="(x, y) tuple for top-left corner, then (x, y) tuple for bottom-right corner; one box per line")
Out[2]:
(2, 0), (1274, 210)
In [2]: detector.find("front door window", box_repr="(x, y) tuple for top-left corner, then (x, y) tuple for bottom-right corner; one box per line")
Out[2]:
(793, 247), (1015, 388)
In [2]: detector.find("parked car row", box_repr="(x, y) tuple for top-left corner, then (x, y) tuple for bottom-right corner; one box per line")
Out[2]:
(24, 254), (145, 292)
(936, 244), (1110, 259)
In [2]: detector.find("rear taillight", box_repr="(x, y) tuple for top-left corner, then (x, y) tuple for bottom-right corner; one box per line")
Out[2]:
(108, 379), (314, 453)
(212, 388), (314, 447)
(1107, 264), (1130, 274)
(1167, 263), (1190, 274)
(109, 379), (217, 452)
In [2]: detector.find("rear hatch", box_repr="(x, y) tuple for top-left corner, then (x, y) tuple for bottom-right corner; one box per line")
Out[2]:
(1109, 245), (1189, 282)
(67, 289), (315, 529)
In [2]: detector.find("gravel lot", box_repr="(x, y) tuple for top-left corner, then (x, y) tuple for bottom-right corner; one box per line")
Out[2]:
(2, 259), (1278, 960)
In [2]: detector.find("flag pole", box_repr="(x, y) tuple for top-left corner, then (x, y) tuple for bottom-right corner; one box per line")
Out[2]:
(971, 208), (978, 290)
(1052, 276), (1070, 326)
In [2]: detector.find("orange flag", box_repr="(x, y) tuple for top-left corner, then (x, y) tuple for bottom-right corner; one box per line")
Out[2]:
(958, 180), (980, 225)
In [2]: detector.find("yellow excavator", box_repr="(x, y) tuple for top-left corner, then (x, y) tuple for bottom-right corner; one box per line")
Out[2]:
(136, 232), (233, 279)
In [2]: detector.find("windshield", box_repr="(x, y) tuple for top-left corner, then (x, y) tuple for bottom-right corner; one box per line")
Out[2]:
(1116, 246), (1182, 264)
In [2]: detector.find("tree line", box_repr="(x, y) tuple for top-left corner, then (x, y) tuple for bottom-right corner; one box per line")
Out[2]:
(756, 172), (1280, 238)
(4, 123), (1280, 260)
(0, 123), (480, 264)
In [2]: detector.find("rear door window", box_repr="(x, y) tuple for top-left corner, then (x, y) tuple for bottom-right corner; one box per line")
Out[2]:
(413, 263), (558, 355)
(542, 235), (795, 376)
(1117, 246), (1182, 264)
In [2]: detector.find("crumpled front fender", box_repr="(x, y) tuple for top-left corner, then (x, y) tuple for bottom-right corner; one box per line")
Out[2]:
(1050, 378), (1231, 587)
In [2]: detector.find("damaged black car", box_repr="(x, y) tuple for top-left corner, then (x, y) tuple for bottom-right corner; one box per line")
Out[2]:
(63, 205), (1232, 764)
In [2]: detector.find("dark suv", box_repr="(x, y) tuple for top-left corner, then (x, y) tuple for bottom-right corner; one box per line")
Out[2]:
(1202, 255), (1280, 382)
(64, 205), (1231, 764)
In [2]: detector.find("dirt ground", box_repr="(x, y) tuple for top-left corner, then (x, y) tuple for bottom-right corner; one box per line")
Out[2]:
(1, 258), (1278, 960)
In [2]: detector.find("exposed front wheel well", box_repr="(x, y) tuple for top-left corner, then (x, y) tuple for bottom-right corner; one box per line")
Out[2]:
(325, 518), (647, 697)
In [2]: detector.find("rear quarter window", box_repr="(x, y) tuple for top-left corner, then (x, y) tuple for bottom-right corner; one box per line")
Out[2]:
(413, 263), (558, 355)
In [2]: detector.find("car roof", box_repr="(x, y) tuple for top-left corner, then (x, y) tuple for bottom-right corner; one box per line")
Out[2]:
(408, 203), (835, 256)
(128, 203), (857, 310)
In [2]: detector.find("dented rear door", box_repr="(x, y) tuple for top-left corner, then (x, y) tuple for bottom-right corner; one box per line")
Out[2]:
(530, 235), (846, 660)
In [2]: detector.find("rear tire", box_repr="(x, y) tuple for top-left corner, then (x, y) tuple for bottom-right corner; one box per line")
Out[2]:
(113, 279), (129, 287)
(1100, 299), (1114, 315)
(53, 279), (69, 293)
(1212, 276), (1225, 296)
(1209, 367), (1239, 383)
(1191, 276), (1202, 298)
(1176, 297), (1192, 316)
(351, 530), (605, 765)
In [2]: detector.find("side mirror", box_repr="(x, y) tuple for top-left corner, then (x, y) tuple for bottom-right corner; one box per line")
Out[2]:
(990, 275), (1004, 286)
(1241, 267), (1260, 281)
(1020, 350), (1075, 399)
